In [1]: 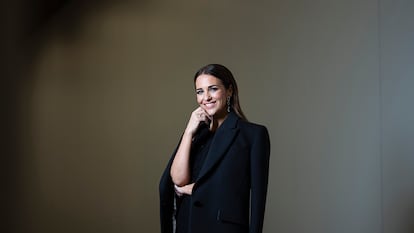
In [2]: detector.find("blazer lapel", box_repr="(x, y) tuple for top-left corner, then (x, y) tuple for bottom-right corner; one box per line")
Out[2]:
(196, 112), (239, 182)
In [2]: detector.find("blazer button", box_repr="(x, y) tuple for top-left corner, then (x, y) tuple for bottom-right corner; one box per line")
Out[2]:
(193, 201), (203, 207)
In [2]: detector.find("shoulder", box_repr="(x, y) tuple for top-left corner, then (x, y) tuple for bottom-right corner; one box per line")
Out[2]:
(237, 119), (270, 141)
(237, 119), (271, 152)
(238, 119), (268, 132)
(225, 112), (269, 135)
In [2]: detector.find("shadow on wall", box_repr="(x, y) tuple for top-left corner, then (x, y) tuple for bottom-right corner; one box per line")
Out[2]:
(398, 200), (414, 233)
(1, 1), (145, 233)
(409, 204), (414, 233)
(404, 192), (414, 233)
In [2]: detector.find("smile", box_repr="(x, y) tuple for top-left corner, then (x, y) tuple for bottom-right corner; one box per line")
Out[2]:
(204, 102), (216, 108)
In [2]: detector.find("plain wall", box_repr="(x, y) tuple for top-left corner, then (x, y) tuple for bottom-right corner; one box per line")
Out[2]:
(3, 0), (413, 233)
(381, 0), (414, 233)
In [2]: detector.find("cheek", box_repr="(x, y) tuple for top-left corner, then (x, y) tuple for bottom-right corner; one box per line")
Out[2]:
(196, 95), (203, 104)
(215, 94), (226, 103)
(211, 91), (222, 99)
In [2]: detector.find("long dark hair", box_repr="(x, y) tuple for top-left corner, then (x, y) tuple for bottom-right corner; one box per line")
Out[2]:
(194, 64), (247, 121)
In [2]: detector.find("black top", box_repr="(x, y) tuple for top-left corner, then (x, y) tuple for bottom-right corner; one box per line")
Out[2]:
(160, 111), (270, 233)
(175, 128), (215, 233)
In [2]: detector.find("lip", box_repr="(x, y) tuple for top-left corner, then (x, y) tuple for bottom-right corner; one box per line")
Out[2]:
(204, 102), (216, 108)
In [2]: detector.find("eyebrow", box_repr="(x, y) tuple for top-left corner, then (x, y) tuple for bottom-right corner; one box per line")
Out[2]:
(195, 85), (220, 90)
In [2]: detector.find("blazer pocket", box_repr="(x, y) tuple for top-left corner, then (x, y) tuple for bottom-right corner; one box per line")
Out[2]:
(216, 209), (248, 227)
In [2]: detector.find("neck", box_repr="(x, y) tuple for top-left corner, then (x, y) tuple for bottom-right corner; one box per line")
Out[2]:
(210, 112), (229, 131)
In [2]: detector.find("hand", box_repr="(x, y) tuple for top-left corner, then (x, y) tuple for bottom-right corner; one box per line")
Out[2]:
(184, 107), (212, 136)
(174, 183), (195, 196)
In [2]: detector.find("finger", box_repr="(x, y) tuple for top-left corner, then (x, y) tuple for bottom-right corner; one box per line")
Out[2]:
(198, 110), (212, 123)
(195, 112), (208, 124)
(174, 185), (183, 196)
(194, 108), (207, 121)
(199, 112), (212, 128)
(200, 115), (209, 124)
(200, 108), (211, 118)
(188, 183), (194, 195)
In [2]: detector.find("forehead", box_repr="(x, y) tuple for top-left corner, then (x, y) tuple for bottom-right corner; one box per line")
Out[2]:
(195, 74), (223, 88)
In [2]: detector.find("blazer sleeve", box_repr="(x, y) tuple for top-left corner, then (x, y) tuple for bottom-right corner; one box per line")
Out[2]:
(159, 156), (175, 233)
(159, 129), (205, 233)
(249, 126), (271, 233)
(159, 139), (181, 233)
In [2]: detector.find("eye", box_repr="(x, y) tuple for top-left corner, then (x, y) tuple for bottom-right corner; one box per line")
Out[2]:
(196, 89), (203, 95)
(208, 86), (219, 92)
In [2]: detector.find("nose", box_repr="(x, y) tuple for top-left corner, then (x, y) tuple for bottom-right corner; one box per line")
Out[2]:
(203, 92), (211, 101)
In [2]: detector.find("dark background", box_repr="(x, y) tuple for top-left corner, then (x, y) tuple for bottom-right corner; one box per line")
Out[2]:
(2, 1), (413, 233)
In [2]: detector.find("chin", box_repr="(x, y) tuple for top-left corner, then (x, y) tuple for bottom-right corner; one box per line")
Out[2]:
(206, 110), (216, 116)
(199, 106), (214, 115)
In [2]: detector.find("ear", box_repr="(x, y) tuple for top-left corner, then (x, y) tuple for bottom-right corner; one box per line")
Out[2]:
(228, 85), (234, 97)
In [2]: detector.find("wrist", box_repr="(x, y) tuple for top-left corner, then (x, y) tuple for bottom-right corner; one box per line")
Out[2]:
(183, 129), (195, 138)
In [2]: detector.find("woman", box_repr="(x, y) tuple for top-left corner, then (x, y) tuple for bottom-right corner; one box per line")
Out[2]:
(159, 64), (270, 233)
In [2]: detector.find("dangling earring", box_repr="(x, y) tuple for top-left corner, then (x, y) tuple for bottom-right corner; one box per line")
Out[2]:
(227, 96), (231, 113)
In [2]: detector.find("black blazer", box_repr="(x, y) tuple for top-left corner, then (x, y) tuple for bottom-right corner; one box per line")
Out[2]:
(159, 112), (270, 233)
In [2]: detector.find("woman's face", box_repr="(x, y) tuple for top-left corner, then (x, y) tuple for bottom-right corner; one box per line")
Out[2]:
(195, 74), (232, 119)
